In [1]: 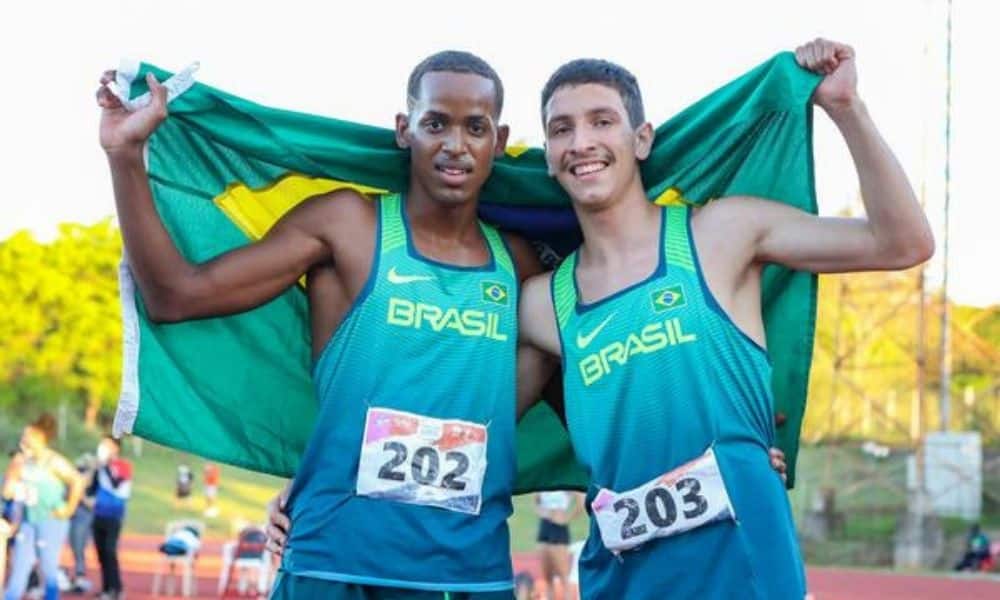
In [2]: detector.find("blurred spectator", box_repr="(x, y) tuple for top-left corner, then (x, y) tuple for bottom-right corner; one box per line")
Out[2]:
(159, 524), (202, 556)
(217, 525), (270, 595)
(565, 540), (584, 600)
(514, 570), (536, 600)
(175, 464), (193, 507)
(92, 436), (132, 600)
(67, 453), (97, 593)
(2, 450), (26, 588)
(203, 463), (220, 518)
(954, 523), (991, 571)
(2, 450), (26, 533)
(3, 414), (83, 600)
(534, 491), (585, 600)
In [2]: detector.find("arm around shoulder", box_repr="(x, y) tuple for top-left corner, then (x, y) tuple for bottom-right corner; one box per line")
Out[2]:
(515, 272), (563, 420)
(519, 272), (561, 357)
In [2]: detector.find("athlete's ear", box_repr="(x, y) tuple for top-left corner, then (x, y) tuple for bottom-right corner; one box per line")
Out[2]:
(395, 113), (411, 150)
(494, 124), (510, 158)
(634, 121), (654, 161)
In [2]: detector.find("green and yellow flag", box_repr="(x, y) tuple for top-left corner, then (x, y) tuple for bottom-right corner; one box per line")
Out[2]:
(113, 54), (821, 488)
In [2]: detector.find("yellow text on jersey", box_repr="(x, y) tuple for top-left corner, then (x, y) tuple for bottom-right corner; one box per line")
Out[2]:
(579, 317), (697, 386)
(387, 297), (508, 342)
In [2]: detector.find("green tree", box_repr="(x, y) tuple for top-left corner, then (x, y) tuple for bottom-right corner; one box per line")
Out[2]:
(0, 221), (122, 426)
(804, 268), (1000, 445)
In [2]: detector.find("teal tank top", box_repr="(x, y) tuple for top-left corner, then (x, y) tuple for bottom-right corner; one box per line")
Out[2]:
(23, 452), (67, 523)
(551, 205), (806, 599)
(284, 194), (519, 593)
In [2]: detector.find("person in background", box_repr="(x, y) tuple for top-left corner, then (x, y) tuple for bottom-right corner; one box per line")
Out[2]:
(513, 571), (537, 600)
(203, 463), (220, 518)
(954, 523), (992, 571)
(3, 414), (84, 600)
(175, 464), (192, 508)
(67, 453), (97, 593)
(92, 436), (132, 600)
(564, 540), (584, 600)
(2, 450), (26, 533)
(534, 491), (585, 600)
(2, 450), (27, 588)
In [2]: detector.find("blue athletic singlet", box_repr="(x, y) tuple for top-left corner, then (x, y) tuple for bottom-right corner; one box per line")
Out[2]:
(551, 205), (806, 599)
(283, 194), (519, 593)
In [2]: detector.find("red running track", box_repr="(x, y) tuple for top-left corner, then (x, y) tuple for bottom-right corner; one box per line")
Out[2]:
(28, 535), (999, 599)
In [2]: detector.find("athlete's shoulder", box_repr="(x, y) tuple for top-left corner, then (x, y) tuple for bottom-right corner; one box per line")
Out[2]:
(693, 195), (799, 231)
(273, 189), (378, 273)
(278, 187), (376, 233)
(522, 270), (555, 305)
(294, 186), (373, 211)
(690, 196), (780, 254)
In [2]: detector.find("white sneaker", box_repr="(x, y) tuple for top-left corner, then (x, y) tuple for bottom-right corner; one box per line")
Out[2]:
(73, 576), (93, 592)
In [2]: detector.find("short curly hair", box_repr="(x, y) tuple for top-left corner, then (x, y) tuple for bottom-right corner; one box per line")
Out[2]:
(407, 50), (504, 118)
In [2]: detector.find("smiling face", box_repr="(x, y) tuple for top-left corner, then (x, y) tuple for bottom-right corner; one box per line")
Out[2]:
(396, 71), (509, 207)
(543, 83), (652, 212)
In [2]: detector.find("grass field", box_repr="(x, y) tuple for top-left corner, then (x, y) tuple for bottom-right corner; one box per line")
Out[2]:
(2, 420), (997, 560)
(119, 440), (285, 538)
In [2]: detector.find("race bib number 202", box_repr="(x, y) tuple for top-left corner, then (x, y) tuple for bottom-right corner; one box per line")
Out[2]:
(592, 447), (736, 554)
(356, 407), (488, 515)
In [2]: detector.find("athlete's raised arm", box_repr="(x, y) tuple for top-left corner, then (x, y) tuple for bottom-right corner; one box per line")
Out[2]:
(98, 71), (375, 322)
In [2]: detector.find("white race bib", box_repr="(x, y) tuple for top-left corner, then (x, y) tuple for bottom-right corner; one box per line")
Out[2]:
(356, 407), (488, 515)
(591, 447), (736, 554)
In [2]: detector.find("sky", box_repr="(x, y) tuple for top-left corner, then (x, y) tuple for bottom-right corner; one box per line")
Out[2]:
(1, 0), (996, 306)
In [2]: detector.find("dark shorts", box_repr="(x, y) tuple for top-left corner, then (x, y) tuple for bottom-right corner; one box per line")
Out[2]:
(536, 519), (570, 545)
(270, 572), (515, 600)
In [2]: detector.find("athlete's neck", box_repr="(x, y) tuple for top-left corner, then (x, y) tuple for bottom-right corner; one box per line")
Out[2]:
(403, 184), (489, 267)
(405, 186), (482, 242)
(575, 184), (660, 270)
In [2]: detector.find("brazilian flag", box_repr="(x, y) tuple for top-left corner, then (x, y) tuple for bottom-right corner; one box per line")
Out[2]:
(112, 53), (821, 488)
(651, 285), (687, 313)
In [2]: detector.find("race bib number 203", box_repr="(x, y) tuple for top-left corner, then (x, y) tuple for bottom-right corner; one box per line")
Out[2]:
(592, 447), (736, 554)
(356, 407), (488, 515)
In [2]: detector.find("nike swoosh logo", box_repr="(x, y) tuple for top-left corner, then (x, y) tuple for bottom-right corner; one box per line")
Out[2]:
(387, 266), (434, 285)
(576, 312), (616, 349)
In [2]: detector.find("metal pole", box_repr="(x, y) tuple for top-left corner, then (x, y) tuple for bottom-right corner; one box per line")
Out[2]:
(916, 265), (927, 492)
(824, 278), (847, 485)
(938, 0), (954, 431)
